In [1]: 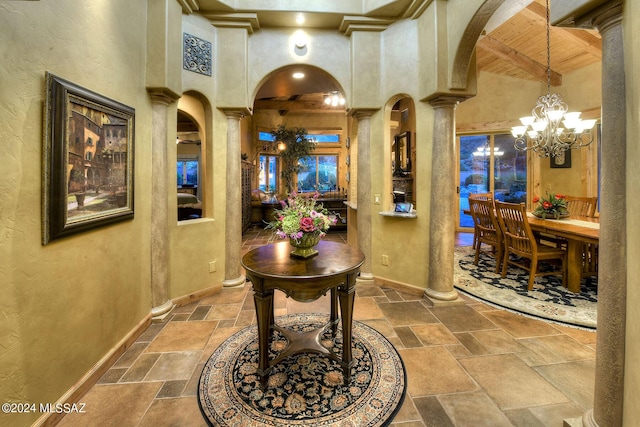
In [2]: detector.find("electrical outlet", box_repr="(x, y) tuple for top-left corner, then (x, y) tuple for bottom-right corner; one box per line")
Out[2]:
(374, 194), (380, 205)
(209, 260), (217, 273)
(381, 255), (389, 266)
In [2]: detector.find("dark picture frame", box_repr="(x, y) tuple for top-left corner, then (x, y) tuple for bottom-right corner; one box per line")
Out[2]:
(42, 72), (135, 244)
(550, 149), (572, 168)
(393, 131), (411, 176)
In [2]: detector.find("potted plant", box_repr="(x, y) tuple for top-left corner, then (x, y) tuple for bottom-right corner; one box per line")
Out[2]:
(265, 192), (337, 258)
(532, 193), (570, 219)
(270, 125), (316, 194)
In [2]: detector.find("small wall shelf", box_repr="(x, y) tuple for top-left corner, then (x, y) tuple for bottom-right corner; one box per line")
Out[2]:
(379, 210), (417, 218)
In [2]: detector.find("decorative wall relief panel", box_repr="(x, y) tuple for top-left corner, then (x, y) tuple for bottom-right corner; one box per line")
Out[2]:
(183, 33), (212, 76)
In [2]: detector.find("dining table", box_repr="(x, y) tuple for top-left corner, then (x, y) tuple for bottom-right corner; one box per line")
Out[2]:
(526, 213), (599, 293)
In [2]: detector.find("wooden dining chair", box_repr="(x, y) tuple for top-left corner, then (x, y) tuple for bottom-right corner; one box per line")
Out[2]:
(565, 196), (598, 218)
(495, 201), (567, 290)
(469, 197), (503, 273)
(468, 192), (493, 250)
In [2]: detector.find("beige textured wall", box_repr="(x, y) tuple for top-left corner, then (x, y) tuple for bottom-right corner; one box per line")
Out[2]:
(0, 1), (153, 425)
(624, 0), (640, 423)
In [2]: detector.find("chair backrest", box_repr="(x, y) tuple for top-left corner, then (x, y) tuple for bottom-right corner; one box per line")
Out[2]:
(565, 196), (597, 218)
(469, 192), (493, 201)
(495, 201), (536, 257)
(469, 197), (500, 235)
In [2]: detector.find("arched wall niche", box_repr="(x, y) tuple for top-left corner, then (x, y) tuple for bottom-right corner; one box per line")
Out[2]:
(385, 94), (416, 207)
(176, 92), (210, 220)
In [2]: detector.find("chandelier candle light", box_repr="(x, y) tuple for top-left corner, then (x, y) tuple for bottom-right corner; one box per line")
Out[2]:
(510, 0), (597, 158)
(324, 91), (345, 107)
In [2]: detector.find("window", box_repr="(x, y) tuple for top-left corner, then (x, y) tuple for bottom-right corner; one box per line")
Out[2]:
(177, 159), (198, 186)
(297, 155), (338, 192)
(257, 131), (341, 144)
(258, 155), (278, 192)
(458, 133), (527, 229)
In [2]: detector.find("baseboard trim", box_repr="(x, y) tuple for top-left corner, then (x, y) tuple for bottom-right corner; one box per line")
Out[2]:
(373, 276), (426, 296)
(33, 313), (152, 427)
(172, 283), (222, 308)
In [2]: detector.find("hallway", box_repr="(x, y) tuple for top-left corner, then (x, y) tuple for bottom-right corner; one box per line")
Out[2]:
(57, 230), (596, 426)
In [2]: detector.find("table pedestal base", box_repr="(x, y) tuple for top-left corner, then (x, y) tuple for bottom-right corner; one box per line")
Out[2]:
(255, 287), (355, 390)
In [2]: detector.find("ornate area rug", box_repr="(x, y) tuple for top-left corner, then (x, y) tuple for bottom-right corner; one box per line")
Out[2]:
(454, 246), (597, 330)
(198, 313), (406, 426)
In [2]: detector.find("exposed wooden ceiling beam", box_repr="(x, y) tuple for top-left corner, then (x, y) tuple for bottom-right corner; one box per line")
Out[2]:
(525, 2), (601, 57)
(478, 35), (562, 86)
(556, 27), (602, 58)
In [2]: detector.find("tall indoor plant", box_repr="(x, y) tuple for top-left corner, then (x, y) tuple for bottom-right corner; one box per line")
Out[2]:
(271, 124), (316, 194)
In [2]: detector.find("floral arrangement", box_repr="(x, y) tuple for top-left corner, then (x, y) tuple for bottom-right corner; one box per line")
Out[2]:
(532, 193), (569, 219)
(266, 192), (337, 242)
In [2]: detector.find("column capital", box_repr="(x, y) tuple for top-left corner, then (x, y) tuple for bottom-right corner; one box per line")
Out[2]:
(349, 108), (378, 120)
(426, 95), (469, 109)
(562, 1), (622, 34)
(146, 87), (180, 106)
(590, 2), (622, 35)
(221, 108), (251, 120)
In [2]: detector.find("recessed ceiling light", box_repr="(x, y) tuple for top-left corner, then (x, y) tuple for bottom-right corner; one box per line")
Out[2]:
(296, 13), (305, 25)
(293, 72), (305, 79)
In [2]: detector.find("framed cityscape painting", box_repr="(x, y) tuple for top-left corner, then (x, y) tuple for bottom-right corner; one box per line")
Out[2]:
(42, 72), (135, 244)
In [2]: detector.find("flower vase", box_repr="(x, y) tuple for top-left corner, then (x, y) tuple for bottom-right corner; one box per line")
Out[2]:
(533, 211), (570, 219)
(289, 233), (321, 258)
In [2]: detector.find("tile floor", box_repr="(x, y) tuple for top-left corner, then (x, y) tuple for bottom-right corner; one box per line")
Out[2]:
(57, 228), (596, 426)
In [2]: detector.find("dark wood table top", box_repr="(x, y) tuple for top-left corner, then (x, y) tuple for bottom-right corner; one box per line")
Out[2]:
(242, 240), (365, 281)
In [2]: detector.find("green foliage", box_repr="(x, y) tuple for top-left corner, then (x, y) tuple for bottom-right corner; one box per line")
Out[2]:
(271, 125), (316, 193)
(532, 193), (569, 219)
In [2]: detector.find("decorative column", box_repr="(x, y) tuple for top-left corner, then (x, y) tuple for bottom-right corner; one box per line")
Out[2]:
(222, 110), (246, 287)
(147, 88), (180, 320)
(353, 110), (375, 285)
(423, 96), (466, 306)
(581, 3), (625, 427)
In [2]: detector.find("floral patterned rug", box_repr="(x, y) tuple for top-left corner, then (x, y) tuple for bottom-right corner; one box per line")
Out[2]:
(454, 246), (597, 330)
(198, 313), (406, 426)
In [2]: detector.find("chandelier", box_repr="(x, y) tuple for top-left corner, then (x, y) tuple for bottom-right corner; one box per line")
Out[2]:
(510, 0), (596, 158)
(324, 91), (345, 107)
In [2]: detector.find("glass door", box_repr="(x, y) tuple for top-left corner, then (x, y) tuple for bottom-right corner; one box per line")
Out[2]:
(457, 134), (527, 231)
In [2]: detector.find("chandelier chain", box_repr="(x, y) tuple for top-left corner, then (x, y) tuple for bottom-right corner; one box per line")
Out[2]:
(546, 0), (551, 95)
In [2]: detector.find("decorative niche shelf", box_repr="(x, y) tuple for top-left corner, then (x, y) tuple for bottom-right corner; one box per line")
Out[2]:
(379, 210), (417, 218)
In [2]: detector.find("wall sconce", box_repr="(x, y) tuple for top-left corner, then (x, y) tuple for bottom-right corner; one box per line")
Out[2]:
(277, 141), (286, 151)
(292, 30), (308, 55)
(294, 36), (306, 49)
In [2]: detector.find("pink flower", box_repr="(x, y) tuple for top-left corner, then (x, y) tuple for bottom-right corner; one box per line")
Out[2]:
(300, 217), (315, 232)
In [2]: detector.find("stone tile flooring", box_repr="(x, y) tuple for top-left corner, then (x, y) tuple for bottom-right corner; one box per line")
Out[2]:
(57, 229), (596, 426)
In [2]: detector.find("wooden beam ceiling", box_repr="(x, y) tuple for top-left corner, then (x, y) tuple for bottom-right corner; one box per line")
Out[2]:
(478, 35), (562, 86)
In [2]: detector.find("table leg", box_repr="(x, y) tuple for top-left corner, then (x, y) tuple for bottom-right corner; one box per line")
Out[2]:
(566, 239), (582, 293)
(337, 280), (356, 384)
(330, 288), (338, 335)
(253, 288), (274, 389)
